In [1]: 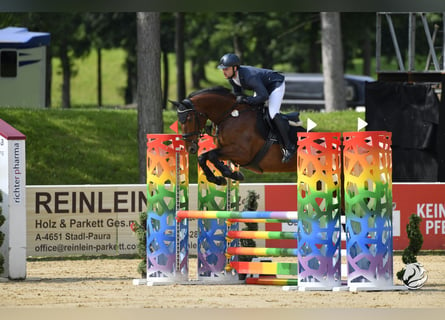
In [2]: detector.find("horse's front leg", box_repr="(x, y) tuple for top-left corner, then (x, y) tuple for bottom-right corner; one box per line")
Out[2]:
(198, 151), (227, 186)
(207, 149), (245, 183)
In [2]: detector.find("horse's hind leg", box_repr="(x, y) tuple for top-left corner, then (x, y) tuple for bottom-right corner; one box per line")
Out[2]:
(207, 150), (245, 182)
(198, 152), (227, 186)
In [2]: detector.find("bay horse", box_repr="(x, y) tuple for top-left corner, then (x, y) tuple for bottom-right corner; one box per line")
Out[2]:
(170, 86), (305, 185)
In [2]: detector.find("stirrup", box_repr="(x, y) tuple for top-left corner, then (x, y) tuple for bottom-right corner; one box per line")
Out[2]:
(281, 146), (296, 163)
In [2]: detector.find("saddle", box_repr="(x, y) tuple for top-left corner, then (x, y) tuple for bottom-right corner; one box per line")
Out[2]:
(256, 107), (302, 142)
(243, 106), (303, 171)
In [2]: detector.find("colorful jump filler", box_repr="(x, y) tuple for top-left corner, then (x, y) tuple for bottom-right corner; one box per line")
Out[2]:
(175, 209), (300, 286)
(296, 132), (342, 289)
(343, 131), (394, 289)
(144, 130), (397, 291)
(196, 135), (240, 281)
(145, 134), (189, 284)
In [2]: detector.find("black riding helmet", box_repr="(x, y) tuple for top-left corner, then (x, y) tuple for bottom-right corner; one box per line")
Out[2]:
(217, 53), (240, 69)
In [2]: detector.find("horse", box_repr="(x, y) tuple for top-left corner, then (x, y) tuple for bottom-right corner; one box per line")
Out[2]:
(170, 86), (306, 185)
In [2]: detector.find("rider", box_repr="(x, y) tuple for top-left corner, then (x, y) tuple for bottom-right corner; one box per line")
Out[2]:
(217, 53), (296, 163)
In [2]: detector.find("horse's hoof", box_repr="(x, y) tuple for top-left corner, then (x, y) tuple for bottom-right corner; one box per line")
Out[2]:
(208, 176), (227, 186)
(215, 176), (227, 186)
(231, 171), (244, 181)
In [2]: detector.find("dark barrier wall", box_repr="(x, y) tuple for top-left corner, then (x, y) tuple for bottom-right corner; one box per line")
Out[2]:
(365, 81), (440, 182)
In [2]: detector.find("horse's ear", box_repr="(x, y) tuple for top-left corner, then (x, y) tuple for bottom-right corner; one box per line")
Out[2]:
(169, 100), (180, 108)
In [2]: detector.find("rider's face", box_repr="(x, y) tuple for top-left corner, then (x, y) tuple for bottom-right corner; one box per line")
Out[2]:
(222, 67), (235, 79)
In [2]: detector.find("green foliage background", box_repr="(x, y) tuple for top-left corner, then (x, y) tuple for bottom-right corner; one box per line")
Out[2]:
(0, 107), (363, 185)
(0, 49), (364, 185)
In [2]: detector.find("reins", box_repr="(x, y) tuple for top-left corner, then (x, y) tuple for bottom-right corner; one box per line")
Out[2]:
(177, 89), (258, 145)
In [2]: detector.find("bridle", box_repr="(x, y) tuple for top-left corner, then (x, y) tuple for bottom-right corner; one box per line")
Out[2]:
(175, 92), (246, 152)
(176, 98), (207, 145)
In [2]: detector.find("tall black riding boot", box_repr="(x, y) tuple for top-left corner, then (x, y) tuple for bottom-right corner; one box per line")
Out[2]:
(272, 114), (296, 163)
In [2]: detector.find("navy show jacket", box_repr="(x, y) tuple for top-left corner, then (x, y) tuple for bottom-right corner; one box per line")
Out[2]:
(229, 65), (284, 105)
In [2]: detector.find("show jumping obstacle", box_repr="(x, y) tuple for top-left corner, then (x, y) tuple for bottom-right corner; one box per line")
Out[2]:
(195, 134), (240, 281)
(143, 131), (403, 291)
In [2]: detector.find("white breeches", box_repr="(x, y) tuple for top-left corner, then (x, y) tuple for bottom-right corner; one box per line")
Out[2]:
(267, 82), (285, 119)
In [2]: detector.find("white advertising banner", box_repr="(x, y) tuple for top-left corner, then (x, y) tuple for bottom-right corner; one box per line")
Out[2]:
(27, 185), (148, 257)
(26, 183), (266, 258)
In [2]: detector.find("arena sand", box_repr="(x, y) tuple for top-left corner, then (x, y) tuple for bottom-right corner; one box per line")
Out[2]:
(0, 256), (444, 320)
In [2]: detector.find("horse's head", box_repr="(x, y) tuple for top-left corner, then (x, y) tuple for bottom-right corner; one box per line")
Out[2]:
(171, 87), (237, 154)
(170, 98), (207, 154)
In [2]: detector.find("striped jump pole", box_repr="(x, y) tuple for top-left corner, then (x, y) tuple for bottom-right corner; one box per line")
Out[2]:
(230, 261), (298, 276)
(227, 218), (284, 223)
(145, 134), (189, 284)
(296, 132), (343, 290)
(246, 277), (299, 286)
(227, 230), (298, 240)
(343, 131), (394, 290)
(227, 229), (299, 280)
(176, 210), (298, 221)
(177, 209), (300, 283)
(227, 247), (299, 257)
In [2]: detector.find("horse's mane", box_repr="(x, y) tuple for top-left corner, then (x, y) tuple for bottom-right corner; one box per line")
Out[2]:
(187, 86), (234, 98)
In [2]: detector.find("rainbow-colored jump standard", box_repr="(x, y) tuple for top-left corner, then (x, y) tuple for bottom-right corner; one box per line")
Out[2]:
(296, 132), (342, 289)
(343, 131), (393, 289)
(227, 247), (298, 257)
(230, 261), (298, 276)
(176, 210), (298, 222)
(146, 134), (189, 282)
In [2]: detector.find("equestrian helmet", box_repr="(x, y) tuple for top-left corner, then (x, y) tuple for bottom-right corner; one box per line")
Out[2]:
(217, 53), (240, 69)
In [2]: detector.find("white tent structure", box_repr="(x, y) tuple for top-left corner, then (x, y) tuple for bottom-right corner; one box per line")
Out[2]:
(0, 27), (50, 107)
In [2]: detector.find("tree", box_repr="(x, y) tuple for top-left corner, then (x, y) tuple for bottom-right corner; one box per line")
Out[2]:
(160, 13), (175, 108)
(175, 12), (186, 101)
(17, 13), (92, 108)
(83, 13), (138, 107)
(185, 13), (217, 89)
(209, 13), (322, 72)
(341, 13), (375, 76)
(321, 12), (346, 112)
(136, 12), (163, 183)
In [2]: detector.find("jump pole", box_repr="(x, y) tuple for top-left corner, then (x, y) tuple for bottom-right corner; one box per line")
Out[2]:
(226, 229), (299, 280)
(226, 247), (298, 257)
(177, 209), (301, 284)
(176, 210), (298, 221)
